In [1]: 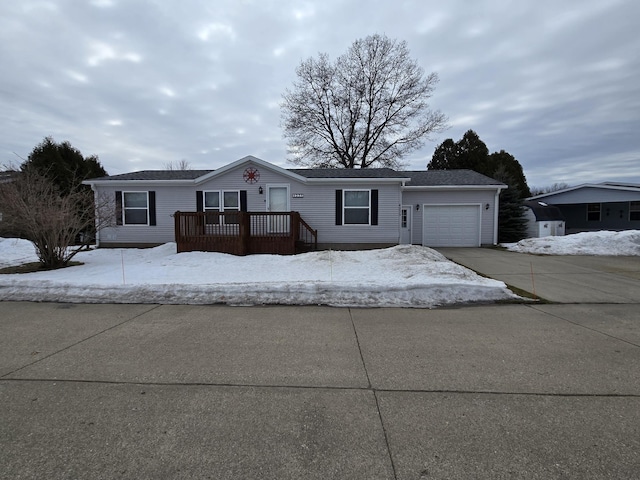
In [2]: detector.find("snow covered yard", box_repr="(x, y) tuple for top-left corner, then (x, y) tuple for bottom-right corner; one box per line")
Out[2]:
(502, 230), (640, 256)
(0, 238), (516, 308)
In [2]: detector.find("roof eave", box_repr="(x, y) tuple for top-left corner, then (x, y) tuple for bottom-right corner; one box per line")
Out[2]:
(82, 179), (197, 187)
(403, 184), (507, 190)
(306, 177), (411, 184)
(528, 183), (640, 200)
(194, 155), (309, 185)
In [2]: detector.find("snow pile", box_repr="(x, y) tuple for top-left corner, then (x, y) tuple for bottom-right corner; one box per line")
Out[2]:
(503, 230), (640, 256)
(0, 237), (39, 268)
(0, 238), (516, 308)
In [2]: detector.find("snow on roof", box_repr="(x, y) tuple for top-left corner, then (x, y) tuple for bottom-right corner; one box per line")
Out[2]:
(523, 200), (565, 221)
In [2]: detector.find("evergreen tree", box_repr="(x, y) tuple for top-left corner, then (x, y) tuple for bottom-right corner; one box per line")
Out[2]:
(21, 137), (106, 196)
(494, 168), (528, 243)
(488, 150), (531, 198)
(428, 130), (531, 199)
(428, 130), (488, 171)
(19, 137), (108, 242)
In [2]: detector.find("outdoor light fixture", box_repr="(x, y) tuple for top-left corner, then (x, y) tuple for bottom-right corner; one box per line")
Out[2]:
(485, 203), (490, 210)
(258, 186), (263, 194)
(416, 204), (420, 210)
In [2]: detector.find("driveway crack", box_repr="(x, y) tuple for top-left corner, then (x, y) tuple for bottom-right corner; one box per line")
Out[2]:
(527, 304), (640, 349)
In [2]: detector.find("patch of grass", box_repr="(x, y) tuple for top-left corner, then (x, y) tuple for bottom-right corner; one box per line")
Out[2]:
(0, 261), (83, 274)
(503, 284), (551, 303)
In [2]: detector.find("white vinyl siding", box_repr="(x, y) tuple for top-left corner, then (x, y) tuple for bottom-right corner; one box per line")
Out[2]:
(94, 163), (404, 246)
(402, 189), (498, 246)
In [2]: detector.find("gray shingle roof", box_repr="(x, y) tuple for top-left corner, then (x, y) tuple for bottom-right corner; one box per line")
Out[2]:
(288, 168), (405, 178)
(402, 169), (505, 187)
(87, 167), (504, 187)
(88, 170), (214, 181)
(524, 201), (565, 221)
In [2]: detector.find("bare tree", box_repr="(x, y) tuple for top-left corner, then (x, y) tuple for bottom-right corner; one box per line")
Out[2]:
(529, 182), (570, 197)
(281, 34), (448, 169)
(164, 159), (192, 170)
(0, 168), (112, 269)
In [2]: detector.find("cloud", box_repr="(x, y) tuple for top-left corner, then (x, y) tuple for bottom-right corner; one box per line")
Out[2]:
(0, 0), (638, 188)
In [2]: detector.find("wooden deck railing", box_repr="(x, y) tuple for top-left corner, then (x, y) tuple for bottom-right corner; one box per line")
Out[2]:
(174, 211), (317, 255)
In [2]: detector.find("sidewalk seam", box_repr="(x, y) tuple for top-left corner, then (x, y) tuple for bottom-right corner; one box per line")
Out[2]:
(3, 377), (640, 398)
(348, 308), (398, 480)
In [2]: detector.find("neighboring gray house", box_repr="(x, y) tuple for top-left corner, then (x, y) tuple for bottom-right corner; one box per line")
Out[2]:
(523, 200), (565, 238)
(83, 155), (506, 250)
(528, 182), (640, 234)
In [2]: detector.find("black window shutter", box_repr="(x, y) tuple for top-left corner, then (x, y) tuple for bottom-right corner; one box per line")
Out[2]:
(335, 189), (342, 225)
(115, 191), (122, 225)
(148, 191), (156, 226)
(240, 190), (247, 212)
(371, 189), (378, 226)
(196, 191), (203, 212)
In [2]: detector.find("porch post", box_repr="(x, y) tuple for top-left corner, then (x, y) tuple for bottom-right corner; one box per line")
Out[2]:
(174, 211), (182, 253)
(239, 211), (250, 255)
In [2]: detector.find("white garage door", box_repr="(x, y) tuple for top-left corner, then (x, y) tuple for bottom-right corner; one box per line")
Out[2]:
(423, 204), (481, 247)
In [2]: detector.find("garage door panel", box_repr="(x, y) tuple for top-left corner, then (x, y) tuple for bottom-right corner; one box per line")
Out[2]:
(423, 205), (480, 247)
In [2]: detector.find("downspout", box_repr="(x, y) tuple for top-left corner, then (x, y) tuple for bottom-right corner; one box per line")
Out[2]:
(493, 187), (503, 245)
(399, 181), (406, 245)
(91, 184), (101, 248)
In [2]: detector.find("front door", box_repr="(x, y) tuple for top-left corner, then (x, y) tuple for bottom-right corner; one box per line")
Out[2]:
(267, 185), (290, 233)
(400, 206), (412, 244)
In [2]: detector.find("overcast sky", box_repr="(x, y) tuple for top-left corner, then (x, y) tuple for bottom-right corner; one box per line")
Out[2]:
(1, 0), (639, 187)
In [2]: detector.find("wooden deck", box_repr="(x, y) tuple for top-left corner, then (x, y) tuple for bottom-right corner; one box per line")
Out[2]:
(174, 211), (317, 255)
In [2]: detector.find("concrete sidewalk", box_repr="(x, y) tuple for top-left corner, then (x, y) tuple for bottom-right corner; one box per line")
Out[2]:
(1, 302), (639, 479)
(436, 248), (640, 303)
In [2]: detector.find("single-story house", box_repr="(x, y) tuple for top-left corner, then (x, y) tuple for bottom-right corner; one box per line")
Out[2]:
(527, 182), (640, 234)
(83, 155), (506, 252)
(523, 200), (565, 238)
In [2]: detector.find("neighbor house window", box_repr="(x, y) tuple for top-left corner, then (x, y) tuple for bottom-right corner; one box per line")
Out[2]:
(203, 191), (240, 224)
(123, 192), (149, 225)
(344, 190), (370, 225)
(587, 203), (601, 221)
(630, 201), (640, 221)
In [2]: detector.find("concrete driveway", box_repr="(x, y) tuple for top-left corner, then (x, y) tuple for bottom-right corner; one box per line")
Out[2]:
(1, 301), (639, 479)
(436, 248), (640, 303)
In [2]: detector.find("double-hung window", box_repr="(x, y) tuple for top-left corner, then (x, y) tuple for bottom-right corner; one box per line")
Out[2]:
(204, 191), (240, 224)
(123, 192), (149, 225)
(344, 190), (370, 225)
(630, 201), (640, 221)
(587, 203), (601, 221)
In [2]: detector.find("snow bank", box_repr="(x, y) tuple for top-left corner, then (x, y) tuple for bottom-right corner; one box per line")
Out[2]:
(0, 239), (516, 308)
(502, 230), (640, 256)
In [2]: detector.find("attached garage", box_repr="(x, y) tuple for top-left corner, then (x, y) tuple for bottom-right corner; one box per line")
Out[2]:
(422, 204), (481, 247)
(401, 170), (505, 246)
